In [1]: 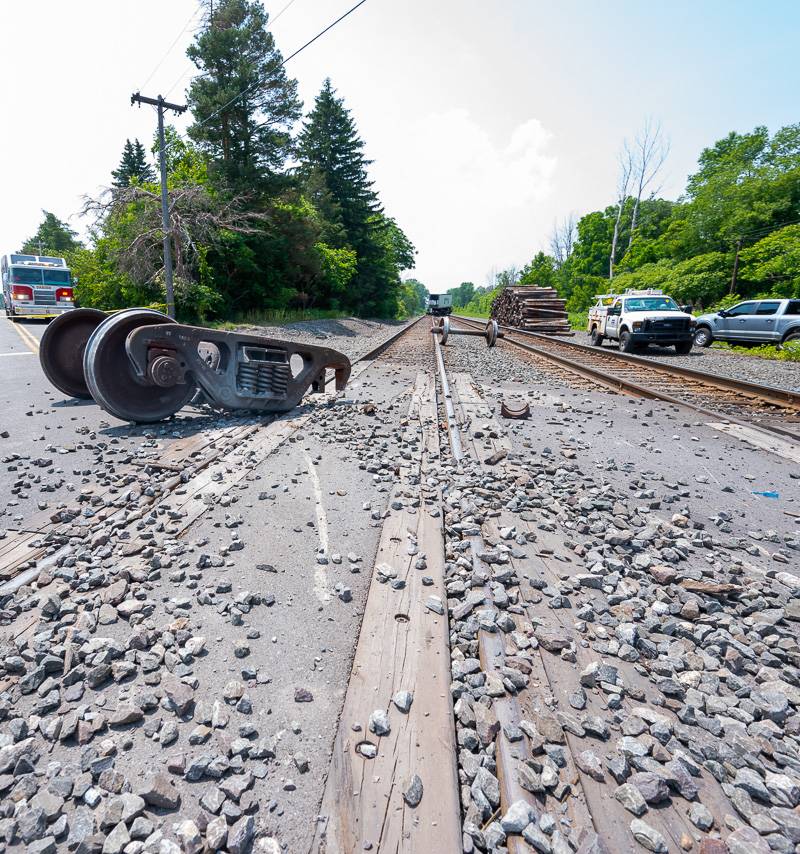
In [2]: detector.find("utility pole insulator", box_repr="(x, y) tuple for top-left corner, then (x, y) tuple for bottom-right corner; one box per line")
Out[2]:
(130, 93), (188, 319)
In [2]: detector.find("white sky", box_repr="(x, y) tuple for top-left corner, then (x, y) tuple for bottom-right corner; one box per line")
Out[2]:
(1, 1), (798, 294)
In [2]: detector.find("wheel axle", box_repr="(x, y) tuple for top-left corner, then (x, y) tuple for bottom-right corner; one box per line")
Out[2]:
(431, 317), (503, 347)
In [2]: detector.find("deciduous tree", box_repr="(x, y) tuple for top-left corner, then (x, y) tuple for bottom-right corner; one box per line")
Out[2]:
(21, 211), (82, 255)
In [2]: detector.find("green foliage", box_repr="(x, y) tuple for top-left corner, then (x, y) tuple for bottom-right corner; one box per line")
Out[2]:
(738, 225), (800, 296)
(315, 243), (357, 298)
(519, 252), (556, 288)
(296, 80), (413, 315)
(398, 278), (428, 318)
(506, 122), (800, 315)
(21, 211), (82, 255)
(447, 281), (476, 308)
(69, 243), (156, 309)
(186, 0), (300, 183)
(712, 340), (800, 362)
(112, 139), (155, 187)
(459, 285), (503, 318)
(40, 6), (416, 323)
(564, 276), (606, 313)
(213, 307), (348, 329)
(297, 79), (380, 239)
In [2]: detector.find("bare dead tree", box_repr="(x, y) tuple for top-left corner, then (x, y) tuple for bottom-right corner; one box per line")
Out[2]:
(609, 144), (634, 279)
(81, 183), (270, 286)
(550, 213), (577, 269)
(626, 119), (670, 251)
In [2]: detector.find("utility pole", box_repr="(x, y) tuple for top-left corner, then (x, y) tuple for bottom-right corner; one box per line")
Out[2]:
(729, 236), (743, 296)
(130, 92), (187, 318)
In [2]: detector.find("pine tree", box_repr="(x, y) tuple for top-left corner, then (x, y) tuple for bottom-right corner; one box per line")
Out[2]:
(186, 0), (300, 182)
(297, 79), (382, 243)
(112, 138), (155, 187)
(297, 79), (405, 312)
(22, 211), (82, 255)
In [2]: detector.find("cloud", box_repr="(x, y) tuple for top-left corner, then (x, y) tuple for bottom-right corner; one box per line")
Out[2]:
(376, 109), (557, 291)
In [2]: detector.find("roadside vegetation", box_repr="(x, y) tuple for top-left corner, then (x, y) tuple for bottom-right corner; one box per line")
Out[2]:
(21, 6), (797, 331)
(447, 122), (799, 322)
(710, 340), (800, 362)
(20, 0), (420, 324)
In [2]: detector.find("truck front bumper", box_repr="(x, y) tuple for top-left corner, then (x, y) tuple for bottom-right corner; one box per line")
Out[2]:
(630, 330), (693, 345)
(11, 305), (75, 319)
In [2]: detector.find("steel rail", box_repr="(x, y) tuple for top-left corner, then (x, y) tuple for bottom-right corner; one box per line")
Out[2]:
(453, 314), (800, 410)
(433, 325), (464, 461)
(449, 315), (800, 444)
(355, 314), (428, 363)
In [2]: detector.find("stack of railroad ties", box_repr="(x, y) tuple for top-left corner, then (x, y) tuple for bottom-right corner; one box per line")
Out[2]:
(491, 286), (573, 336)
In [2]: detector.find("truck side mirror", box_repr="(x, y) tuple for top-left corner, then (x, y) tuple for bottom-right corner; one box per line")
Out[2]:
(717, 309), (728, 317)
(681, 305), (692, 313)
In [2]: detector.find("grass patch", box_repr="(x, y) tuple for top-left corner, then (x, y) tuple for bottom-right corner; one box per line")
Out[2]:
(710, 340), (800, 362)
(456, 306), (490, 319)
(211, 307), (351, 330)
(569, 311), (586, 331)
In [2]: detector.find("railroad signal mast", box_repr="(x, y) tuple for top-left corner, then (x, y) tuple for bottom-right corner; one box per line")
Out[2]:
(130, 92), (187, 319)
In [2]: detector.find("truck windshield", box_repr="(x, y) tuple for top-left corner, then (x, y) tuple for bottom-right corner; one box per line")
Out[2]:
(624, 297), (679, 312)
(42, 269), (71, 285)
(11, 268), (43, 285)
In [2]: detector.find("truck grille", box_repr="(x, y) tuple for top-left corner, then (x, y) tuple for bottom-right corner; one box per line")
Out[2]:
(645, 318), (688, 331)
(34, 289), (56, 306)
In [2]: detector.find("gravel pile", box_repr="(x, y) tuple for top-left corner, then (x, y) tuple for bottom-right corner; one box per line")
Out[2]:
(234, 317), (407, 362)
(0, 321), (430, 853)
(443, 441), (800, 854)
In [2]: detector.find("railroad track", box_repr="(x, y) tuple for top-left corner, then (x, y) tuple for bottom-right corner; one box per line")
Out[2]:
(451, 314), (800, 442)
(0, 316), (425, 590)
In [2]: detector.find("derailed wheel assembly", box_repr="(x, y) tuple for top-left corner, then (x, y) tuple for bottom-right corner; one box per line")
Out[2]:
(39, 308), (107, 399)
(39, 308), (352, 423)
(83, 309), (197, 423)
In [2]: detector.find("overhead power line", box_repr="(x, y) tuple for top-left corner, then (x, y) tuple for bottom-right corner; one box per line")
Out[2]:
(270, 0), (300, 27)
(734, 217), (800, 242)
(140, 4), (204, 92)
(193, 0), (368, 132)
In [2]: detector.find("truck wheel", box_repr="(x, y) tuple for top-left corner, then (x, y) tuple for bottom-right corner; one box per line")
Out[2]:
(779, 331), (800, 350)
(693, 327), (713, 347)
(619, 330), (637, 353)
(589, 327), (604, 347)
(675, 341), (693, 355)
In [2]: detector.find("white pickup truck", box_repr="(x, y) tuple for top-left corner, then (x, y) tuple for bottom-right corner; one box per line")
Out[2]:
(587, 289), (696, 354)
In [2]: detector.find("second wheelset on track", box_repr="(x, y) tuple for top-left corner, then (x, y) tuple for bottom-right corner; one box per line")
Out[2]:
(431, 316), (502, 347)
(38, 308), (352, 424)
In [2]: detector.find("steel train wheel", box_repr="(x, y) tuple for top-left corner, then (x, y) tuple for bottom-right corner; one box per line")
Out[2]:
(39, 308), (107, 399)
(83, 309), (197, 423)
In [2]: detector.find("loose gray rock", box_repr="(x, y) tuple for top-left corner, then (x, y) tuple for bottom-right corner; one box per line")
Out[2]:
(403, 774), (423, 808)
(629, 819), (667, 853)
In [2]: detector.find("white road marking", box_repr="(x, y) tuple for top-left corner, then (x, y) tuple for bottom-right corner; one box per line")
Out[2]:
(304, 452), (331, 602)
(0, 351), (35, 357)
(6, 321), (40, 353)
(707, 421), (800, 465)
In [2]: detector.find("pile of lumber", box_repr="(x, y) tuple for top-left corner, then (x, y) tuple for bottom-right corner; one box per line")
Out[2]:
(490, 286), (573, 335)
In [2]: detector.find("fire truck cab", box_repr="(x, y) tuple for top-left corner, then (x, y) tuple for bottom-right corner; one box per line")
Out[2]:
(2, 254), (76, 320)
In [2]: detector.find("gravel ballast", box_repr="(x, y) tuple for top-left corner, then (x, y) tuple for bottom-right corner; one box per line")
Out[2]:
(601, 338), (800, 393)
